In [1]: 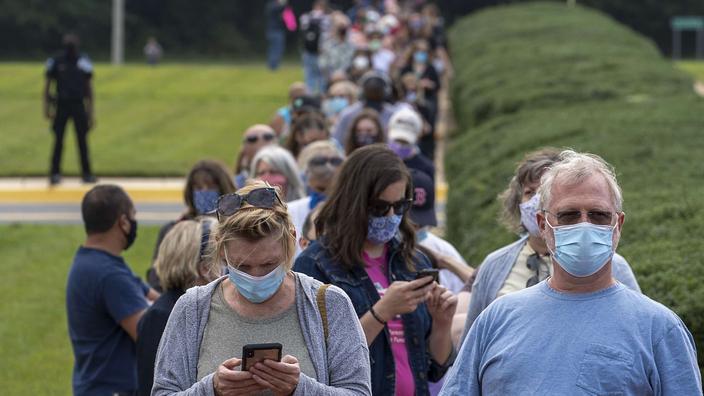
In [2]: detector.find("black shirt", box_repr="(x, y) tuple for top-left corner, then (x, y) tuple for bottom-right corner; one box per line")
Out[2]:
(46, 52), (93, 101)
(405, 153), (435, 182)
(136, 288), (185, 396)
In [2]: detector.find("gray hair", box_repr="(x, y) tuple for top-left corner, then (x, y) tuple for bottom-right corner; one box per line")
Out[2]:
(297, 139), (345, 173)
(250, 146), (305, 202)
(538, 150), (623, 212)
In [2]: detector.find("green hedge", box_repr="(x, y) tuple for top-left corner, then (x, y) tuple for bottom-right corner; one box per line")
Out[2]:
(446, 2), (704, 368)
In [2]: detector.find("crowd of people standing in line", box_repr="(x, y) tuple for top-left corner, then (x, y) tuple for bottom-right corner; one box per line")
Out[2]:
(64, 1), (702, 395)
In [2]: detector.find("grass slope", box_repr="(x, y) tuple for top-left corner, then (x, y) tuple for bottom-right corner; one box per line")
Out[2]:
(0, 224), (159, 395)
(446, 2), (704, 368)
(0, 63), (301, 176)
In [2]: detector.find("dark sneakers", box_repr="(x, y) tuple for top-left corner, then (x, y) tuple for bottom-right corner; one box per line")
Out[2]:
(49, 174), (61, 185)
(82, 174), (97, 184)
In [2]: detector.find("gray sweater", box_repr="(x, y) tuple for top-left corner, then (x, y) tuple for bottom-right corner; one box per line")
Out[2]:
(461, 235), (641, 344)
(151, 273), (371, 395)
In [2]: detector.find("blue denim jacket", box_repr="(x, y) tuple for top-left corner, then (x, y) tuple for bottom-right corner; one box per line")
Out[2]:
(293, 238), (455, 395)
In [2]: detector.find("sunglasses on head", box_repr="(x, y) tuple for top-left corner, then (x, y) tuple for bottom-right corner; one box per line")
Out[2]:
(308, 156), (343, 168)
(216, 187), (283, 221)
(368, 198), (413, 217)
(244, 133), (276, 144)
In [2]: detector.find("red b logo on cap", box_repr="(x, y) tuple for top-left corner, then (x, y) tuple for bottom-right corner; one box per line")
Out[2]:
(414, 187), (427, 206)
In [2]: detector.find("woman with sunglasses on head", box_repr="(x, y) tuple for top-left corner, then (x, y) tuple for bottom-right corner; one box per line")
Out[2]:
(148, 159), (235, 291)
(289, 140), (345, 257)
(454, 148), (641, 346)
(137, 217), (219, 396)
(294, 145), (457, 396)
(234, 124), (278, 188)
(152, 181), (372, 396)
(251, 145), (306, 202)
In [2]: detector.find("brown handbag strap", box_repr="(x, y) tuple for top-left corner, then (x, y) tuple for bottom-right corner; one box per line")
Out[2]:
(316, 284), (331, 349)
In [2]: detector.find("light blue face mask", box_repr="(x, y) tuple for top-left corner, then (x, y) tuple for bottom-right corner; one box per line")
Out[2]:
(323, 97), (349, 116)
(193, 189), (220, 215)
(225, 252), (286, 303)
(547, 221), (615, 277)
(414, 51), (428, 64)
(367, 214), (402, 245)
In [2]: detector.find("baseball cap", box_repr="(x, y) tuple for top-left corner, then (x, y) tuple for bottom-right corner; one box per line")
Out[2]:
(409, 168), (437, 227)
(388, 107), (422, 145)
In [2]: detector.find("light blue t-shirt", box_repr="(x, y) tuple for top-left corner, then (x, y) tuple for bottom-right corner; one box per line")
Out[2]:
(441, 281), (702, 396)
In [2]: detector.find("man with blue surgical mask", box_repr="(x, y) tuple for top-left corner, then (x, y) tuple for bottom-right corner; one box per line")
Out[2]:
(441, 150), (702, 395)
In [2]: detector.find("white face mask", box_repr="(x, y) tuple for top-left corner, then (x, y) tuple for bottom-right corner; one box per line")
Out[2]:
(519, 193), (541, 236)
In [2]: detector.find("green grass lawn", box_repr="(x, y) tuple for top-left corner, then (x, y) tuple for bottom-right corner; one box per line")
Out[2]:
(678, 61), (704, 81)
(0, 224), (160, 395)
(0, 62), (301, 177)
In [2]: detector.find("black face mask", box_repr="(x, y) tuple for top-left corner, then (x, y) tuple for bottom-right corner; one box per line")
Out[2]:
(123, 218), (138, 250)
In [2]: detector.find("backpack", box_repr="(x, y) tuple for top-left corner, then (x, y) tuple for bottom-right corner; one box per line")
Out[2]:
(303, 17), (322, 54)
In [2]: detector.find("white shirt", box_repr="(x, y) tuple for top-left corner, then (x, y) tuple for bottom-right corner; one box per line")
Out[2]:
(288, 196), (312, 258)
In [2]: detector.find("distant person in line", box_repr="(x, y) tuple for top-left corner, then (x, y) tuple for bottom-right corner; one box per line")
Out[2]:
(266, 0), (288, 70)
(270, 82), (308, 137)
(441, 150), (702, 395)
(148, 159), (235, 291)
(285, 112), (330, 159)
(287, 140), (345, 256)
(234, 124), (278, 188)
(455, 148), (641, 346)
(299, 0), (330, 94)
(66, 185), (159, 395)
(144, 37), (163, 65)
(136, 217), (219, 396)
(322, 80), (358, 126)
(387, 107), (435, 184)
(151, 181), (372, 395)
(44, 33), (96, 185)
(250, 145), (305, 202)
(344, 108), (385, 155)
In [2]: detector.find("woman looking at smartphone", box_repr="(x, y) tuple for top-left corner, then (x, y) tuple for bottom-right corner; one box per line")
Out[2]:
(294, 145), (457, 396)
(152, 181), (371, 395)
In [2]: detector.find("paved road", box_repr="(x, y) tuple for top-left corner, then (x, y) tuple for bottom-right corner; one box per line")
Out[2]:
(0, 202), (185, 225)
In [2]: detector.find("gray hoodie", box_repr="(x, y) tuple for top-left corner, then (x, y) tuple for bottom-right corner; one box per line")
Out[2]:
(151, 272), (371, 395)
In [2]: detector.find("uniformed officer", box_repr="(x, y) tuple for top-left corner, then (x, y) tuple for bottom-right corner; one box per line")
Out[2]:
(44, 33), (96, 185)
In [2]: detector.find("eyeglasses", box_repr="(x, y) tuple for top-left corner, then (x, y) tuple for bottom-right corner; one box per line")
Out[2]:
(244, 133), (276, 144)
(216, 187), (283, 221)
(308, 156), (343, 168)
(368, 198), (413, 217)
(543, 209), (616, 226)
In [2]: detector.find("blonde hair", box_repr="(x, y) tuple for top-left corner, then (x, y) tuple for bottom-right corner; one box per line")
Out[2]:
(155, 217), (218, 291)
(213, 180), (296, 270)
(297, 139), (344, 173)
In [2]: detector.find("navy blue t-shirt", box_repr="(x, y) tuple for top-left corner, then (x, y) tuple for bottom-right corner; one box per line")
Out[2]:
(66, 247), (149, 396)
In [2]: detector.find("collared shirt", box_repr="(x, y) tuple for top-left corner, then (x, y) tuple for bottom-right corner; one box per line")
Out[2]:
(496, 242), (552, 298)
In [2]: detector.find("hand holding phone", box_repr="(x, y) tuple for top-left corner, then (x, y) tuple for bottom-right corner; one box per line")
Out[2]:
(242, 343), (282, 371)
(415, 268), (439, 286)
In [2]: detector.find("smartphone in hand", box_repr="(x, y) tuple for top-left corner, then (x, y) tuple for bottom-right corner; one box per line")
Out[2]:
(242, 343), (282, 371)
(415, 268), (439, 286)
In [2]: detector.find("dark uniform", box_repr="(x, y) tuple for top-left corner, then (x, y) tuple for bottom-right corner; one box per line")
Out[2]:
(45, 52), (94, 182)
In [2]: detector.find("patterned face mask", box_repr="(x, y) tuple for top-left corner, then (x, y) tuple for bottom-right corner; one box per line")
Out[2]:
(367, 214), (403, 245)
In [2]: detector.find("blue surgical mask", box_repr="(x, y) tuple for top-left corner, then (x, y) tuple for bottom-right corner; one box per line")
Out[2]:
(519, 193), (541, 236)
(323, 97), (349, 116)
(367, 214), (402, 245)
(414, 51), (428, 64)
(193, 189), (220, 215)
(226, 262), (287, 303)
(547, 221), (615, 277)
(417, 228), (429, 242)
(388, 141), (415, 159)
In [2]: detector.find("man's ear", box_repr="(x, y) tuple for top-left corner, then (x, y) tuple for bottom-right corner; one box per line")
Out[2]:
(536, 211), (547, 233)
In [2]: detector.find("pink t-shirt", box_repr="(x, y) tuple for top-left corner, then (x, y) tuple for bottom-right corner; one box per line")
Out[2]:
(363, 248), (415, 396)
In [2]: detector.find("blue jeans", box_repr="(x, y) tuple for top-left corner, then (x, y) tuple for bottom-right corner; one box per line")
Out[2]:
(267, 30), (285, 70)
(302, 51), (323, 94)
